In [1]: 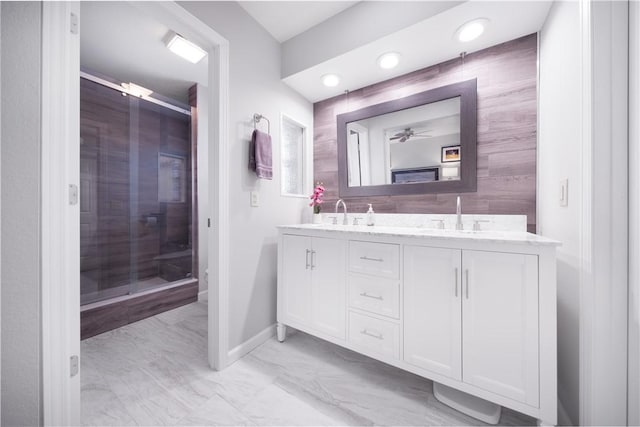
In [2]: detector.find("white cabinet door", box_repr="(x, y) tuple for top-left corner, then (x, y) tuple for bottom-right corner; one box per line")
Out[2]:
(311, 237), (347, 339)
(404, 245), (462, 380)
(462, 250), (539, 406)
(282, 234), (312, 326)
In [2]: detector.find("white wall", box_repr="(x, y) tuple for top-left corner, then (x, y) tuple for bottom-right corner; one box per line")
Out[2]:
(0, 2), (43, 425)
(178, 1), (313, 351)
(390, 134), (458, 170)
(629, 1), (640, 425)
(281, 1), (462, 78)
(538, 2), (581, 424)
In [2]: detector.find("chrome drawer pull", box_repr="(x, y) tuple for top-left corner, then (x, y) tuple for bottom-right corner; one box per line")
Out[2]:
(305, 249), (310, 269)
(360, 256), (384, 262)
(360, 292), (383, 301)
(360, 329), (384, 340)
(310, 250), (316, 270)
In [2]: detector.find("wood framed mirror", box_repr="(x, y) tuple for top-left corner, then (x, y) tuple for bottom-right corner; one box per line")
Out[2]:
(337, 79), (477, 197)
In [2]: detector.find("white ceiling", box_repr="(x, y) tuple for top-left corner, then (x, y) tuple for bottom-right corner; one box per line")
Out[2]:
(238, 1), (359, 42)
(80, 2), (207, 104)
(80, 1), (551, 106)
(282, 1), (552, 102)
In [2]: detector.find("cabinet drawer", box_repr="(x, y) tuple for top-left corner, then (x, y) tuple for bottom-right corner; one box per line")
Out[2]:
(348, 311), (400, 359)
(349, 274), (399, 319)
(349, 241), (399, 279)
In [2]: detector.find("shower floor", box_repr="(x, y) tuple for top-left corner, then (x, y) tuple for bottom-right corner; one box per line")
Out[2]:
(81, 275), (170, 306)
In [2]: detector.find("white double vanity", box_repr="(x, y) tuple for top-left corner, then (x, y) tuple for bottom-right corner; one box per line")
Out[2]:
(277, 214), (560, 425)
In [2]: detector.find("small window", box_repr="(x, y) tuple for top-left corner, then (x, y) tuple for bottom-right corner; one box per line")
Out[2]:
(281, 115), (309, 197)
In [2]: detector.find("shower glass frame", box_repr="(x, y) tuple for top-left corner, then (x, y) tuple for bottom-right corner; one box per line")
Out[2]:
(79, 74), (196, 306)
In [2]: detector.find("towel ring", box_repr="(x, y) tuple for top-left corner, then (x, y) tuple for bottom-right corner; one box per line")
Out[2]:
(253, 113), (270, 135)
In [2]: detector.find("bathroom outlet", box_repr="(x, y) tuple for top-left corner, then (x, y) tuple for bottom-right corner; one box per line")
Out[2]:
(559, 179), (568, 207)
(250, 191), (260, 207)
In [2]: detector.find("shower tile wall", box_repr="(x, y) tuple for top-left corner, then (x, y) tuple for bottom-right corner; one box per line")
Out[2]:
(80, 78), (192, 304)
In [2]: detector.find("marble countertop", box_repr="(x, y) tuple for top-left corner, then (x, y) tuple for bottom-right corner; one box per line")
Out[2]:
(277, 224), (561, 247)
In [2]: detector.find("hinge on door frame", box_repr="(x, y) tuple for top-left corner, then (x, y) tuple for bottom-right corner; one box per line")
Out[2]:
(70, 12), (78, 35)
(70, 355), (79, 377)
(69, 184), (78, 205)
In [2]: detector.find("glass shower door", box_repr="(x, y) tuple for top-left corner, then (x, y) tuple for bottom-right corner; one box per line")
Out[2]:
(80, 77), (193, 306)
(129, 97), (193, 295)
(80, 78), (134, 304)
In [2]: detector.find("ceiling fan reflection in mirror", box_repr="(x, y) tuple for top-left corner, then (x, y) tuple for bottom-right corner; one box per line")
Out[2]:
(389, 127), (432, 143)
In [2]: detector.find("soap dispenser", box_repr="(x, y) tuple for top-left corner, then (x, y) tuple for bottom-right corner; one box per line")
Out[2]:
(366, 204), (375, 226)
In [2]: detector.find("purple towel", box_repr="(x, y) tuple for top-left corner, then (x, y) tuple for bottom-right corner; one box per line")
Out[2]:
(249, 129), (272, 180)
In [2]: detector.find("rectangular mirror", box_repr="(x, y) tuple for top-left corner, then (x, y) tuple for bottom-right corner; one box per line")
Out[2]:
(337, 79), (477, 197)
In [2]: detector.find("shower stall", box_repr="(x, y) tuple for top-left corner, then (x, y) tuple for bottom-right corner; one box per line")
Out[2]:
(80, 74), (198, 339)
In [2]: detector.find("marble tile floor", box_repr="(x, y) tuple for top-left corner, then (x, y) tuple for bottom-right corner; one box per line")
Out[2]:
(81, 301), (536, 426)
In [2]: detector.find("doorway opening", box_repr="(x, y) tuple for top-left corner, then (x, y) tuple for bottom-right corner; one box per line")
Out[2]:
(42, 2), (230, 423)
(79, 70), (200, 338)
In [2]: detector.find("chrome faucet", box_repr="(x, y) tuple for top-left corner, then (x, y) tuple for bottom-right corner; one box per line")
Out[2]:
(456, 196), (463, 230)
(335, 199), (348, 225)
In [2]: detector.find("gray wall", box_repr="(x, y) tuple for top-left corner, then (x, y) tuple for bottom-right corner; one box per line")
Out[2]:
(178, 1), (313, 351)
(538, 2), (581, 424)
(630, 1), (640, 424)
(1, 2), (43, 425)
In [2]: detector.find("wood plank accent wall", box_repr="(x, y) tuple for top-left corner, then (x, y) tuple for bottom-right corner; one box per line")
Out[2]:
(314, 34), (538, 232)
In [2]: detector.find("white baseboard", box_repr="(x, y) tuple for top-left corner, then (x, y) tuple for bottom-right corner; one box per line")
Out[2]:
(558, 399), (573, 426)
(227, 323), (276, 365)
(198, 289), (208, 302)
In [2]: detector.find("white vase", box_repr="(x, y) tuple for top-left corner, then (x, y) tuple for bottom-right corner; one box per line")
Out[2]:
(312, 213), (323, 224)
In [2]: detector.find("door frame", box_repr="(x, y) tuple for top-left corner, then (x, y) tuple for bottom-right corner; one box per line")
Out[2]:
(41, 2), (230, 425)
(578, 0), (629, 425)
(629, 2), (640, 424)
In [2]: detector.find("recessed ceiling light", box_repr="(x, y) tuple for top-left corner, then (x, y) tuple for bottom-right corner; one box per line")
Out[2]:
(377, 52), (401, 69)
(455, 18), (489, 43)
(166, 32), (207, 64)
(322, 74), (340, 87)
